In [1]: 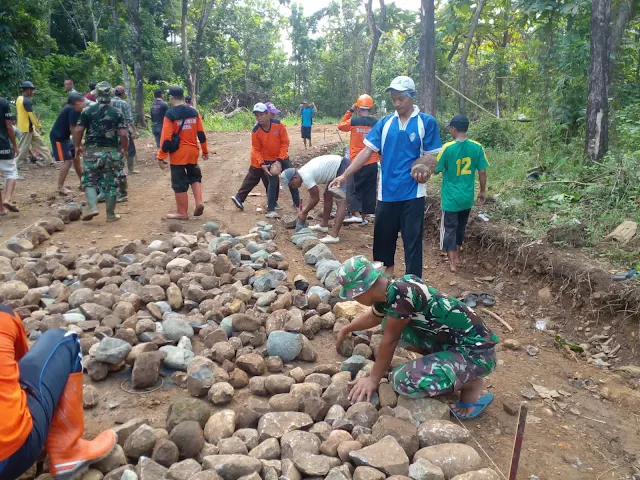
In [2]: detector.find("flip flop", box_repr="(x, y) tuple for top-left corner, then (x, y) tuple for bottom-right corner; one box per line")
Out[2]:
(452, 392), (494, 421)
(3, 202), (19, 213)
(479, 293), (496, 307)
(193, 204), (204, 217)
(461, 293), (478, 308)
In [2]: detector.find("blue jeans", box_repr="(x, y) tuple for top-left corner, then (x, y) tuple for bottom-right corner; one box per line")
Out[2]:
(0, 329), (82, 480)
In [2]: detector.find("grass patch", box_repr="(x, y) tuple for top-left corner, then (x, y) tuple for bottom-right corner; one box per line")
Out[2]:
(202, 111), (339, 132)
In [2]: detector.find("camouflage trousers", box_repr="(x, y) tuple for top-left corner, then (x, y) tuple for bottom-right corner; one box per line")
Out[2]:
(82, 148), (123, 197)
(390, 345), (497, 398)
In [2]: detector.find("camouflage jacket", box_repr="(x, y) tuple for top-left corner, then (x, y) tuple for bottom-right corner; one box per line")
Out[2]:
(372, 274), (499, 349)
(78, 102), (126, 149)
(110, 97), (133, 126)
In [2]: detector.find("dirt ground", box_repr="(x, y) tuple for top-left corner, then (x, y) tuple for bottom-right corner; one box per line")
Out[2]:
(1, 126), (639, 480)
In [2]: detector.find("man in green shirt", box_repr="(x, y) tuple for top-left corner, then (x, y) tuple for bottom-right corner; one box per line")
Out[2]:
(435, 115), (488, 272)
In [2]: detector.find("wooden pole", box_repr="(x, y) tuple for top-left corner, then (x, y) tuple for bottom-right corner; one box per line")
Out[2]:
(508, 403), (528, 480)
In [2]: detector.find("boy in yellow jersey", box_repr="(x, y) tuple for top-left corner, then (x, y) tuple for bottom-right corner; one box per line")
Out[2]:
(435, 115), (488, 272)
(15, 81), (54, 168)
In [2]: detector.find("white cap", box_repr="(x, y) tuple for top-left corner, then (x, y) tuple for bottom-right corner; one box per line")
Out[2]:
(252, 102), (268, 113)
(385, 76), (415, 92)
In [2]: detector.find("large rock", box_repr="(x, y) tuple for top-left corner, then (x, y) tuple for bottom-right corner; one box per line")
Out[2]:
(264, 375), (295, 394)
(166, 398), (211, 431)
(252, 270), (286, 292)
(341, 355), (367, 378)
(316, 260), (341, 281)
(418, 420), (470, 448)
(160, 346), (194, 370)
(353, 466), (386, 480)
(334, 301), (368, 319)
(266, 331), (303, 362)
(79, 302), (113, 321)
(152, 438), (179, 467)
(201, 455), (262, 480)
(349, 435), (410, 476)
(321, 379), (351, 409)
(248, 438), (280, 460)
(95, 337), (132, 365)
(169, 421), (205, 459)
(123, 424), (156, 460)
(136, 457), (168, 480)
(93, 444), (127, 473)
(236, 353), (265, 376)
(68, 288), (94, 308)
(346, 402), (379, 429)
(6, 237), (34, 254)
(397, 396), (450, 424)
(230, 313), (261, 331)
(414, 444), (482, 480)
(304, 244), (333, 265)
(204, 410), (236, 444)
(450, 469), (501, 480)
(187, 357), (226, 397)
(112, 417), (149, 447)
(257, 412), (313, 441)
(292, 453), (341, 476)
(280, 430), (321, 459)
(167, 459), (203, 480)
(162, 313), (194, 341)
(131, 351), (166, 389)
(372, 415), (419, 458)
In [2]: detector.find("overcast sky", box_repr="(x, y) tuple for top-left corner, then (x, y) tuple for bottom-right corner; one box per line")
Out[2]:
(295, 0), (422, 14)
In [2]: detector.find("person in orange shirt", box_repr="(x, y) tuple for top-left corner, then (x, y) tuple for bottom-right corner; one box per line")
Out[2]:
(231, 103), (300, 217)
(338, 94), (379, 225)
(0, 304), (116, 479)
(157, 86), (209, 220)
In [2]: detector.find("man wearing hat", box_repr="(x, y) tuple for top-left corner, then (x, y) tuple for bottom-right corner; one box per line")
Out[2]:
(231, 102), (299, 217)
(265, 102), (280, 119)
(15, 81), (54, 168)
(435, 114), (488, 272)
(157, 86), (209, 219)
(150, 89), (169, 148)
(109, 86), (138, 203)
(330, 76), (442, 278)
(338, 94), (379, 225)
(74, 81), (129, 222)
(334, 255), (498, 419)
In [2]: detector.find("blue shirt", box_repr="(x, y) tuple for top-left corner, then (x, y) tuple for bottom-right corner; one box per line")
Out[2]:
(364, 106), (442, 202)
(301, 107), (314, 127)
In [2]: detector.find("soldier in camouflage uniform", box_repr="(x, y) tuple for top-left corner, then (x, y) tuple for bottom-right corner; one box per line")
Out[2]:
(73, 81), (129, 222)
(336, 255), (499, 419)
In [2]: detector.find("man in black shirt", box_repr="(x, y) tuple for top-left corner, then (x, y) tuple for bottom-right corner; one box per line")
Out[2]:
(0, 97), (20, 215)
(50, 93), (86, 195)
(150, 89), (169, 148)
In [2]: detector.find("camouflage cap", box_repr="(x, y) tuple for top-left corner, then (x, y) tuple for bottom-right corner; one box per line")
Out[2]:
(337, 255), (384, 299)
(95, 81), (113, 102)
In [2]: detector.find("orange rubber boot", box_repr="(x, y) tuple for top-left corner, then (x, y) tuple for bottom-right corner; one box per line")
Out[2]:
(167, 192), (189, 220)
(192, 182), (204, 216)
(46, 373), (116, 479)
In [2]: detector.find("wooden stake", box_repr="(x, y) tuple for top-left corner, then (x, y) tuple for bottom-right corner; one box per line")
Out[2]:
(479, 307), (514, 332)
(508, 403), (528, 480)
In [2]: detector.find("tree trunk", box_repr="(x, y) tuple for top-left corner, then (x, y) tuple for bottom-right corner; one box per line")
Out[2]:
(364, 0), (386, 94)
(418, 0), (436, 114)
(127, 0), (146, 127)
(458, 0), (487, 114)
(89, 0), (99, 43)
(585, 0), (611, 161)
(496, 1), (511, 115)
(111, 0), (133, 110)
(188, 0), (215, 104)
(181, 0), (195, 99)
(609, 0), (637, 78)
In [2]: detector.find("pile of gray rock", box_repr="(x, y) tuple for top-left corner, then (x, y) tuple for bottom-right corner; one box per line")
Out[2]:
(1, 220), (495, 480)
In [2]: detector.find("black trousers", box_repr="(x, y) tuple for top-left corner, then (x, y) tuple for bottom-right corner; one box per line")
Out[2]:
(440, 209), (471, 251)
(236, 159), (300, 210)
(347, 162), (378, 215)
(373, 197), (425, 277)
(170, 163), (202, 193)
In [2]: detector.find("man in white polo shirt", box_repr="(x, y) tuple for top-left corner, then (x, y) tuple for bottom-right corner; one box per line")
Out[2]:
(280, 154), (350, 244)
(330, 76), (442, 277)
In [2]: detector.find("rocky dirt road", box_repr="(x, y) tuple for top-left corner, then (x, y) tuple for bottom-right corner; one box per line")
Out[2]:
(1, 126), (638, 480)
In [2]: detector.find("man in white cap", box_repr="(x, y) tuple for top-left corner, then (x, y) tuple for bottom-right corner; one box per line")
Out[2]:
(231, 103), (299, 217)
(330, 76), (442, 277)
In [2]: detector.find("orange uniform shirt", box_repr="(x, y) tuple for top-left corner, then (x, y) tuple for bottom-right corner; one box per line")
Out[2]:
(250, 120), (290, 168)
(157, 104), (208, 165)
(337, 110), (379, 165)
(0, 306), (31, 462)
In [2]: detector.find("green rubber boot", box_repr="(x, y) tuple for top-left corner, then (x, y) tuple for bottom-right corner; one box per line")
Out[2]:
(117, 177), (128, 203)
(97, 191), (106, 203)
(105, 195), (120, 223)
(82, 187), (99, 221)
(128, 156), (139, 174)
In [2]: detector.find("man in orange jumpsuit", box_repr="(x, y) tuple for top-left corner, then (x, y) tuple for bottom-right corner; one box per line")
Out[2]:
(337, 94), (379, 225)
(157, 86), (209, 219)
(0, 304), (116, 479)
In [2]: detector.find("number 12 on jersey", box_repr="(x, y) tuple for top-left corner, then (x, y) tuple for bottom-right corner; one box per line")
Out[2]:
(456, 157), (472, 176)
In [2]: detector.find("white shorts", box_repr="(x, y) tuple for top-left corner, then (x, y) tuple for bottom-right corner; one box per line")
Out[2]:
(0, 159), (18, 180)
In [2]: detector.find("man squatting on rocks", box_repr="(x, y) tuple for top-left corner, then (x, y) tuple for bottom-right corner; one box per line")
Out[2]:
(280, 154), (350, 244)
(336, 256), (499, 419)
(0, 304), (117, 479)
(337, 94), (379, 226)
(0, 96), (20, 216)
(231, 103), (299, 217)
(331, 76), (443, 277)
(157, 86), (209, 220)
(74, 81), (128, 223)
(50, 93), (86, 196)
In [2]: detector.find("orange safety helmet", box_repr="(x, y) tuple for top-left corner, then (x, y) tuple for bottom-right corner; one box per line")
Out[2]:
(356, 94), (374, 109)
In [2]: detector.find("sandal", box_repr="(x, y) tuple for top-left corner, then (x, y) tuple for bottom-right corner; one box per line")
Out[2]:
(3, 202), (19, 213)
(451, 392), (494, 421)
(461, 293), (478, 308)
(479, 293), (496, 307)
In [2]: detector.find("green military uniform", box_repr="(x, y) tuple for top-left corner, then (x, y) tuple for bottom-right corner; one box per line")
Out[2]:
(338, 256), (498, 399)
(78, 81), (125, 221)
